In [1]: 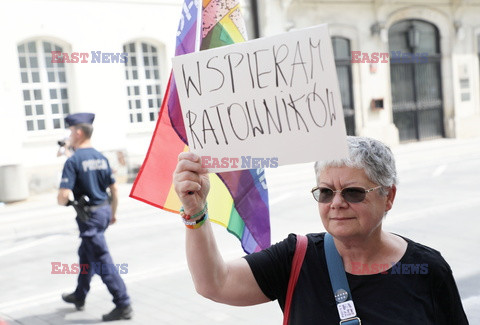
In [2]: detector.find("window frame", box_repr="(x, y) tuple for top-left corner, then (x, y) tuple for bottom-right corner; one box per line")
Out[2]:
(123, 40), (165, 127)
(17, 38), (71, 135)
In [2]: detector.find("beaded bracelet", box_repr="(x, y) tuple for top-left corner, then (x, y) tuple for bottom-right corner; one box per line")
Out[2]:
(183, 213), (208, 229)
(180, 203), (208, 220)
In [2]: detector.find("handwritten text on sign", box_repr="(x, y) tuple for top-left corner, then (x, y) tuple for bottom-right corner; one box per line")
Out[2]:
(172, 24), (348, 172)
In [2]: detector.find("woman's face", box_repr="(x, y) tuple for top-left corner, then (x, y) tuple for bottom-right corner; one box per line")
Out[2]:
(316, 166), (395, 240)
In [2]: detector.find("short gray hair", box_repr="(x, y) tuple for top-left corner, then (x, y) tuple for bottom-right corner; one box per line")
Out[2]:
(314, 136), (398, 195)
(74, 123), (93, 139)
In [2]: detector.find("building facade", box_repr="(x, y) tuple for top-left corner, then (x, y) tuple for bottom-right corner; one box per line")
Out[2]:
(257, 0), (480, 144)
(1, 0), (479, 200)
(0, 0), (182, 199)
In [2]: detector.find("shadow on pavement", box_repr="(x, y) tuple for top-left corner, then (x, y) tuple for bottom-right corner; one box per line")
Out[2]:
(9, 307), (102, 325)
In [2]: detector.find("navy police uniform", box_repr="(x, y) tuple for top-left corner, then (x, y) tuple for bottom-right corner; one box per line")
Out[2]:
(60, 113), (130, 309)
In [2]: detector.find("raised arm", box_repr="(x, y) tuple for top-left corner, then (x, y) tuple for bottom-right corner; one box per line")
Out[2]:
(173, 152), (270, 306)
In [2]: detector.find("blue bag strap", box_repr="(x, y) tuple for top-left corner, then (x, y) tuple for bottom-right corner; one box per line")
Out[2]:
(324, 233), (361, 325)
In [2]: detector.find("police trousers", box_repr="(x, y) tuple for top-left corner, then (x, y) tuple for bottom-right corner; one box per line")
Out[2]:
(74, 204), (130, 308)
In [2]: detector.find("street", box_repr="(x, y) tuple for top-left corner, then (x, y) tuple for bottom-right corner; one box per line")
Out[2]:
(1, 136), (479, 324)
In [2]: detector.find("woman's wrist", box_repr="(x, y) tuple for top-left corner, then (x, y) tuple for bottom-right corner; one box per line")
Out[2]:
(180, 203), (208, 229)
(182, 212), (208, 229)
(180, 203), (208, 220)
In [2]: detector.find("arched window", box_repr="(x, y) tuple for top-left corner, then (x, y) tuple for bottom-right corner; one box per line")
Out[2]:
(331, 37), (355, 135)
(17, 40), (70, 131)
(123, 41), (163, 124)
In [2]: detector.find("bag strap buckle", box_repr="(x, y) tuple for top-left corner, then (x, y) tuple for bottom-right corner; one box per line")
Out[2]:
(339, 316), (361, 325)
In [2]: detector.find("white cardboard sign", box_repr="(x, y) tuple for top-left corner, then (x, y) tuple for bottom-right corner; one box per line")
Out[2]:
(172, 24), (348, 172)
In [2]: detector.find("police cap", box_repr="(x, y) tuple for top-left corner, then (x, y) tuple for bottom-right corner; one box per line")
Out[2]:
(65, 113), (95, 127)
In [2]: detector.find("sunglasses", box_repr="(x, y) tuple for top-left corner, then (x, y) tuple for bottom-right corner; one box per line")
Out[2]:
(311, 185), (383, 203)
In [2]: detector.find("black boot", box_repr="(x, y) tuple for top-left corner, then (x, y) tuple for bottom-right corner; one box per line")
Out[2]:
(61, 292), (85, 311)
(102, 304), (132, 321)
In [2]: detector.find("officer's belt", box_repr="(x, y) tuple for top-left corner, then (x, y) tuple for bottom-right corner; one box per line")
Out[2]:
(87, 200), (109, 212)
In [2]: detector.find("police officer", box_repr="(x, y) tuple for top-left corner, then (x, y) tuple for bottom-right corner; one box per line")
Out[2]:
(57, 113), (132, 321)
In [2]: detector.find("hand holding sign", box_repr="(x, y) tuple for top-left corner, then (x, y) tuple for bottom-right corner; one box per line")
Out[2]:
(172, 24), (348, 172)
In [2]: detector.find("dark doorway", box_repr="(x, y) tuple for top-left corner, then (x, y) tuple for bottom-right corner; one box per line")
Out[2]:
(332, 37), (356, 135)
(389, 19), (444, 142)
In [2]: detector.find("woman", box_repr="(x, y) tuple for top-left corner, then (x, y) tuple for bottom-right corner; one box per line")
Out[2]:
(173, 136), (468, 324)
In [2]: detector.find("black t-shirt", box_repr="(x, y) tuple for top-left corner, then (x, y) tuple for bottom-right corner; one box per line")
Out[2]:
(59, 148), (114, 205)
(244, 233), (469, 324)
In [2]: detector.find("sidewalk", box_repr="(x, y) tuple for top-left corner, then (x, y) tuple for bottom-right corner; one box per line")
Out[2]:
(0, 177), (282, 325)
(1, 136), (479, 324)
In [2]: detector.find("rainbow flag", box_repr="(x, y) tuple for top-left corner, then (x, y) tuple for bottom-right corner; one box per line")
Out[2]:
(130, 0), (270, 253)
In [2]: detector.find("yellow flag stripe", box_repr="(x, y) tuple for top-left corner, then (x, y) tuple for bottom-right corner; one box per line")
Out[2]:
(208, 173), (233, 227)
(164, 145), (189, 211)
